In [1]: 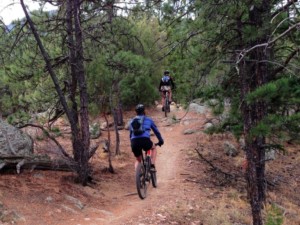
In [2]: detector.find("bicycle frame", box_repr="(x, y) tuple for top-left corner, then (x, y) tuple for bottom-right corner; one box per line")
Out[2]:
(136, 145), (158, 199)
(141, 150), (151, 180)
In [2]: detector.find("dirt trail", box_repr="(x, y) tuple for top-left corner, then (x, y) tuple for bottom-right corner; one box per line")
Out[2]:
(2, 104), (300, 225)
(0, 105), (207, 225)
(96, 108), (198, 225)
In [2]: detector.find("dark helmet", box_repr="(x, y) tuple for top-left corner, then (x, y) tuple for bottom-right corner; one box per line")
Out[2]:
(135, 104), (145, 114)
(164, 70), (170, 75)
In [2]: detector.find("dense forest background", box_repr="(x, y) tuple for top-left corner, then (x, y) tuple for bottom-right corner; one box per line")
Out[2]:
(0, 1), (299, 225)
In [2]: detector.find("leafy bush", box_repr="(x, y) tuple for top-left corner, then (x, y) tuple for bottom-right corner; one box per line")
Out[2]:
(265, 204), (284, 225)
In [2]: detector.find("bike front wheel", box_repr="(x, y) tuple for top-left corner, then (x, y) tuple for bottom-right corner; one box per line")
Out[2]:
(147, 156), (157, 188)
(151, 170), (157, 188)
(136, 163), (147, 199)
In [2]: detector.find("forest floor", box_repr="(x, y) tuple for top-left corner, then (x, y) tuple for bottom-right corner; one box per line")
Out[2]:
(0, 104), (300, 225)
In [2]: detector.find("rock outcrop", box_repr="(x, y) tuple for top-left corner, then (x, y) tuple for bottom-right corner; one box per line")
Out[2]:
(0, 119), (33, 156)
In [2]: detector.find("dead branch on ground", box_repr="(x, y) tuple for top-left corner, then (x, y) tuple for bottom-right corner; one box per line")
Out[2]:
(0, 155), (77, 173)
(194, 146), (244, 186)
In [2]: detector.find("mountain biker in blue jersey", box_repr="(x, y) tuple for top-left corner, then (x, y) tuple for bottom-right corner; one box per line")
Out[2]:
(159, 70), (175, 111)
(129, 104), (164, 172)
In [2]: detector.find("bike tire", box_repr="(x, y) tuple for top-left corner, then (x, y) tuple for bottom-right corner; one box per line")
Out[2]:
(136, 163), (147, 199)
(151, 170), (157, 188)
(146, 156), (157, 188)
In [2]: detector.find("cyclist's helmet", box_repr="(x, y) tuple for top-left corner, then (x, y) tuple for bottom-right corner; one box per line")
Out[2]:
(164, 70), (170, 75)
(135, 104), (145, 114)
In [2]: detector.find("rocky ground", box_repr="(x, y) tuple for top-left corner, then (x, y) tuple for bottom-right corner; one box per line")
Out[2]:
(0, 104), (299, 225)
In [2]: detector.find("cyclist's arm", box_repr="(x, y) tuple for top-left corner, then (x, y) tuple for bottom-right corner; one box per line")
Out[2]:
(150, 120), (163, 143)
(170, 77), (175, 89)
(129, 120), (133, 138)
(158, 80), (163, 91)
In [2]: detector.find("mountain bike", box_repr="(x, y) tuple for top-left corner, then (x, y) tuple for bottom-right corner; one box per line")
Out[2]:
(136, 143), (159, 199)
(163, 91), (170, 117)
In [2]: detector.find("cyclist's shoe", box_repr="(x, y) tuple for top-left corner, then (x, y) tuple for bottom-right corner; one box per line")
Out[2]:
(150, 164), (156, 172)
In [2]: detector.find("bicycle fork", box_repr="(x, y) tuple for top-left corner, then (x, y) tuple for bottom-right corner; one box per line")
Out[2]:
(144, 151), (152, 182)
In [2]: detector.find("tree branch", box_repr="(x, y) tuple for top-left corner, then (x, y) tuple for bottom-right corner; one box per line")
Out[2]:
(271, 48), (300, 77)
(18, 123), (71, 159)
(271, 0), (299, 18)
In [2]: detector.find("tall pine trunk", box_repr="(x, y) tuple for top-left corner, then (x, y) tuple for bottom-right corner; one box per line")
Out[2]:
(21, 0), (91, 185)
(70, 0), (91, 185)
(239, 33), (269, 225)
(237, 3), (272, 224)
(240, 66), (267, 225)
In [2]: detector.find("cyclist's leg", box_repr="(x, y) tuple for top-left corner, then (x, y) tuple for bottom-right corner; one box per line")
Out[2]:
(169, 89), (172, 102)
(161, 91), (165, 110)
(141, 138), (155, 165)
(131, 138), (143, 171)
(150, 143), (157, 166)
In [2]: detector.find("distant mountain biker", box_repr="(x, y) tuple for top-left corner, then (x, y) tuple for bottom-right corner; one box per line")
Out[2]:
(129, 104), (164, 172)
(159, 70), (175, 111)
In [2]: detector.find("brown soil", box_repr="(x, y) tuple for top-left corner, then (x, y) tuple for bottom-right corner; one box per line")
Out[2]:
(0, 105), (299, 225)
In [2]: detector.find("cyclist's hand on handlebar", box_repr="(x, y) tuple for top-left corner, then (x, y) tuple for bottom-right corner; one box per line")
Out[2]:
(157, 140), (164, 146)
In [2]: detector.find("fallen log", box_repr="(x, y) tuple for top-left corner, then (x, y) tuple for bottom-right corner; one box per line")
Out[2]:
(0, 154), (77, 173)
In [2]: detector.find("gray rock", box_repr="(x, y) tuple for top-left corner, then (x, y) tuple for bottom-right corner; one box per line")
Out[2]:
(100, 122), (108, 130)
(65, 194), (84, 210)
(204, 122), (213, 130)
(183, 129), (197, 135)
(188, 103), (208, 114)
(0, 210), (25, 223)
(89, 122), (101, 139)
(266, 148), (276, 160)
(224, 141), (239, 157)
(239, 138), (245, 150)
(0, 119), (33, 156)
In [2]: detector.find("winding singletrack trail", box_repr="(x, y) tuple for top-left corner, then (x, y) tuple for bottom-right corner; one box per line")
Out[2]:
(94, 106), (206, 225)
(4, 105), (300, 224)
(63, 105), (206, 225)
(0, 105), (208, 225)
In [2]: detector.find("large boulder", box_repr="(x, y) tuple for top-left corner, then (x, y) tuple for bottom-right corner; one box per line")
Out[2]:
(0, 119), (33, 156)
(188, 103), (209, 114)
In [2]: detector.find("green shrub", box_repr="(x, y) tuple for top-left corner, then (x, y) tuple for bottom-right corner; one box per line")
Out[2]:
(265, 204), (284, 225)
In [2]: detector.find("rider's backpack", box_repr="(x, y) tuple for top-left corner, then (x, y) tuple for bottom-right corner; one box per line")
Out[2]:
(131, 116), (145, 135)
(162, 75), (170, 84)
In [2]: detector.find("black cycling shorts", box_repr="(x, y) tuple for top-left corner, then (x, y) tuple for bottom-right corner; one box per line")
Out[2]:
(131, 137), (153, 158)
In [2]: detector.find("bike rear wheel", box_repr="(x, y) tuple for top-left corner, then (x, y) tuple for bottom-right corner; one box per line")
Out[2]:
(136, 163), (147, 199)
(164, 93), (169, 117)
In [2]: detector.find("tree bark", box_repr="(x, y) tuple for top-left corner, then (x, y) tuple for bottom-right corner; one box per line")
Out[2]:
(70, 0), (91, 185)
(104, 114), (114, 173)
(238, 30), (269, 225)
(112, 109), (120, 155)
(21, 0), (92, 185)
(236, 2), (273, 224)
